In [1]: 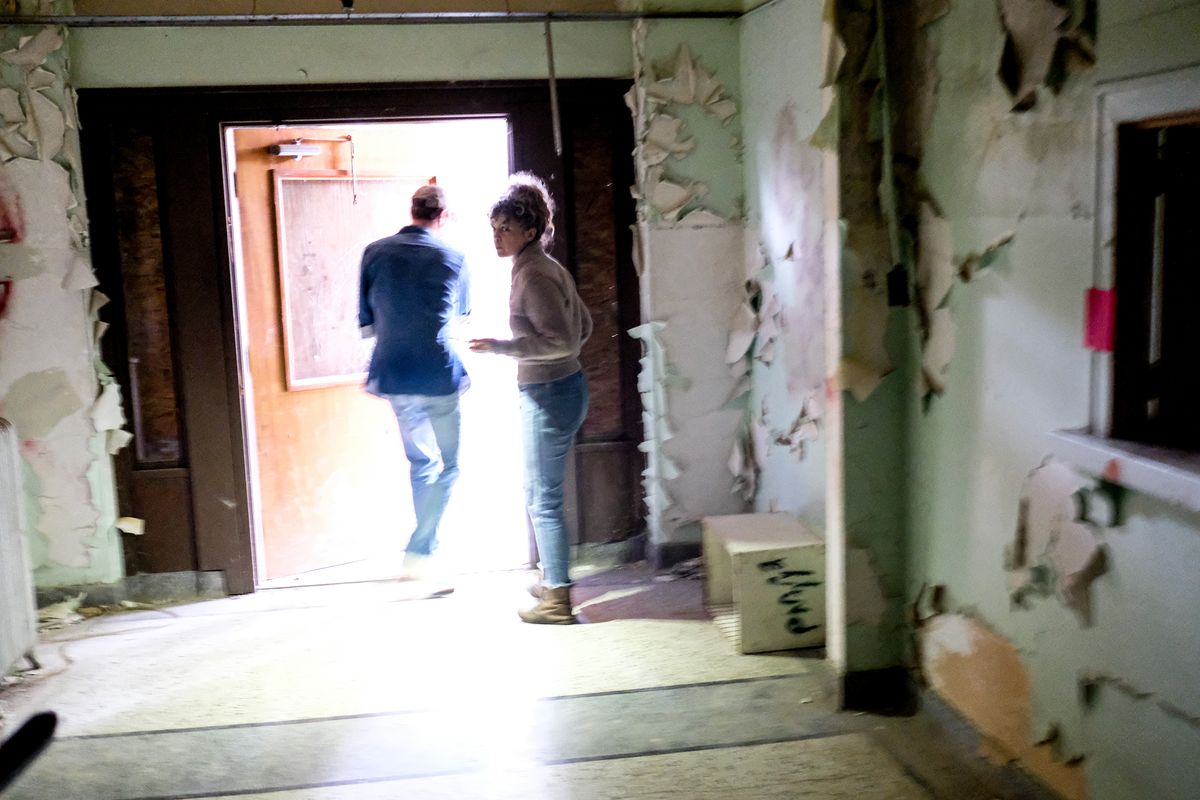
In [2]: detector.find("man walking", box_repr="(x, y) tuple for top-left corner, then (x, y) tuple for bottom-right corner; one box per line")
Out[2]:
(359, 185), (469, 586)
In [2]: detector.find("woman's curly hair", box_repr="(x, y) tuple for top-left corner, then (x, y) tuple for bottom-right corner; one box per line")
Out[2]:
(489, 172), (555, 249)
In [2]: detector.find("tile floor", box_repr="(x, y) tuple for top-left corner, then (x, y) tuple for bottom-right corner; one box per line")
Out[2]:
(0, 568), (978, 799)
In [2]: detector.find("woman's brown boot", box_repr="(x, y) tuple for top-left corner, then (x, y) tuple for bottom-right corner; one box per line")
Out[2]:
(518, 586), (575, 624)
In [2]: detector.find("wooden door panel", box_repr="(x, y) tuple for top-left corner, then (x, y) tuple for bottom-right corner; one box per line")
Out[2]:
(126, 470), (196, 573)
(564, 91), (643, 544)
(233, 127), (410, 580)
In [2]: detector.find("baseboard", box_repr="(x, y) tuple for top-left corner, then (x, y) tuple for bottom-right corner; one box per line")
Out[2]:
(36, 571), (227, 608)
(573, 535), (646, 571)
(841, 666), (919, 716)
(866, 687), (1066, 800)
(645, 539), (702, 570)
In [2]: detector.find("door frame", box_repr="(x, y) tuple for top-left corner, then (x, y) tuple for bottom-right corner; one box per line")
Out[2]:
(80, 80), (639, 594)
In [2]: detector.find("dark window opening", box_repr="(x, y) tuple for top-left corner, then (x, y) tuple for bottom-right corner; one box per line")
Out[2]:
(1112, 114), (1200, 453)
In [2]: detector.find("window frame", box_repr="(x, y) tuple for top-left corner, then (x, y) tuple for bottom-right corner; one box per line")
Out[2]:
(1047, 65), (1200, 514)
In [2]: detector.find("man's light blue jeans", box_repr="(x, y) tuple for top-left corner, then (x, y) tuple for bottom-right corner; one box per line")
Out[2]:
(519, 371), (589, 588)
(386, 392), (461, 557)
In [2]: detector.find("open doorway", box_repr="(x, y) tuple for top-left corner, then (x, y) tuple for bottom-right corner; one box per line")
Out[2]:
(224, 118), (528, 587)
(80, 81), (642, 595)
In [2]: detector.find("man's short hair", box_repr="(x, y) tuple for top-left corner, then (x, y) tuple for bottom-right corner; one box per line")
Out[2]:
(411, 184), (446, 221)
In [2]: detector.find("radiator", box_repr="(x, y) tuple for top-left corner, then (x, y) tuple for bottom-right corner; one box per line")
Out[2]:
(0, 417), (37, 675)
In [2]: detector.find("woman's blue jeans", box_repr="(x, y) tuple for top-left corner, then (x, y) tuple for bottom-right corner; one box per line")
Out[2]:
(519, 371), (589, 588)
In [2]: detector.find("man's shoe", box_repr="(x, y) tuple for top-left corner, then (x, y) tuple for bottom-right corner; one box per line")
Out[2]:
(400, 552), (431, 580)
(518, 586), (575, 625)
(399, 553), (454, 597)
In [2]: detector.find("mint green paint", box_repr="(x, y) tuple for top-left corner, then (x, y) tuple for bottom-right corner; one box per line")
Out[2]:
(31, 429), (123, 587)
(0, 18), (122, 589)
(1082, 681), (1200, 800)
(21, 459), (49, 572)
(69, 22), (635, 88)
(832, 0), (911, 673)
(739, 0), (827, 526)
(83, 430), (122, 583)
(644, 19), (744, 220)
(1096, 1), (1200, 82)
(910, 0), (1200, 794)
(842, 306), (912, 670)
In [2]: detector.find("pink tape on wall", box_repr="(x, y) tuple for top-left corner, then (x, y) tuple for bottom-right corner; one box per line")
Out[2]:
(0, 171), (24, 320)
(1085, 288), (1115, 352)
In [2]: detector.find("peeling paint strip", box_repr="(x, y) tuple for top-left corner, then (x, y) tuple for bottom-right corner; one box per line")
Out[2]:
(1080, 672), (1200, 729)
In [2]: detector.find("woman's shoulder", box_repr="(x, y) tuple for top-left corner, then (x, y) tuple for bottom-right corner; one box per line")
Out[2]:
(517, 248), (569, 279)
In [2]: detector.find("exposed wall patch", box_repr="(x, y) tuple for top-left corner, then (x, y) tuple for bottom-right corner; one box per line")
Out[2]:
(920, 613), (1088, 800)
(0, 19), (125, 585)
(1007, 457), (1112, 626)
(0, 367), (82, 438)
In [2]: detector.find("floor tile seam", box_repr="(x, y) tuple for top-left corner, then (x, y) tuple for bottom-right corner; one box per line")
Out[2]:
(108, 730), (863, 800)
(79, 579), (688, 624)
(56, 673), (817, 741)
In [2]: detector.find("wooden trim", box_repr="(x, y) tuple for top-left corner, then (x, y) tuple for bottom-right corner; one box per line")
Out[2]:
(155, 110), (256, 594)
(1131, 109), (1200, 129)
(131, 467), (190, 479)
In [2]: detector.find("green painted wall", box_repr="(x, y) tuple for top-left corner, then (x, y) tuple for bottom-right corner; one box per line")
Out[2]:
(833, 0), (912, 673)
(910, 0), (1200, 796)
(643, 18), (744, 220)
(0, 18), (124, 588)
(69, 22), (635, 87)
(739, 0), (828, 527)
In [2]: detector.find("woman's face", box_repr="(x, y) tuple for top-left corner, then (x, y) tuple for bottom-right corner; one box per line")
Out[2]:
(491, 215), (536, 258)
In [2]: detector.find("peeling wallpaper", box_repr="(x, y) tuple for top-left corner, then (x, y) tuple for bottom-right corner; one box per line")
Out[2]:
(640, 19), (744, 221)
(834, 0), (912, 672)
(629, 19), (750, 546)
(739, 0), (829, 526)
(0, 13), (123, 586)
(908, 1), (1200, 797)
(3, 6), (1196, 796)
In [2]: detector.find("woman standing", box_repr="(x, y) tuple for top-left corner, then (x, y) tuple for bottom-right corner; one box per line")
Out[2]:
(469, 174), (592, 624)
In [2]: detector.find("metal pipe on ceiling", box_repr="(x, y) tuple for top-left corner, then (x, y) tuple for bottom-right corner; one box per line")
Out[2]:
(0, 11), (740, 28)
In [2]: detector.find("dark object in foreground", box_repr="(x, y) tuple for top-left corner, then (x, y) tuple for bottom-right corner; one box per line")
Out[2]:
(0, 711), (57, 792)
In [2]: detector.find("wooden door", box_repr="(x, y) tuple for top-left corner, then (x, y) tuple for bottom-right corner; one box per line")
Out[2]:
(232, 127), (413, 580)
(560, 91), (644, 548)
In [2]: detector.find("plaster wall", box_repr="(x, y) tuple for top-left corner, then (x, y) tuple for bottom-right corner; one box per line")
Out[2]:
(833, 0), (911, 673)
(0, 18), (123, 588)
(738, 0), (827, 526)
(68, 22), (635, 87)
(630, 19), (749, 548)
(640, 19), (743, 219)
(909, 1), (1200, 796)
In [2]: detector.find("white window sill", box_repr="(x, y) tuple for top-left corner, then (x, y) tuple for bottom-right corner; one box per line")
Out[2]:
(1047, 429), (1200, 514)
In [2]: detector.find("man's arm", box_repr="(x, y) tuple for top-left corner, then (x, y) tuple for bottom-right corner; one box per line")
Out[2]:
(358, 254), (375, 339)
(456, 258), (471, 319)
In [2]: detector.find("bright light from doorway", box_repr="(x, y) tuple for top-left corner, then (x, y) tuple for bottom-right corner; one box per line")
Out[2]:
(231, 116), (528, 585)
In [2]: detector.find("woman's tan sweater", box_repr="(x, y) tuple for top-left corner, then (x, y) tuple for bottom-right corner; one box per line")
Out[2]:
(493, 244), (593, 385)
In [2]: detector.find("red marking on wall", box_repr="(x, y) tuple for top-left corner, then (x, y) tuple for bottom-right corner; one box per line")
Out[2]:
(1085, 288), (1115, 352)
(0, 171), (24, 321)
(1102, 458), (1121, 482)
(0, 280), (12, 319)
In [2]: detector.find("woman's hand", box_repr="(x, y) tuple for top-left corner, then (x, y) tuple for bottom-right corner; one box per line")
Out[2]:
(468, 338), (500, 353)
